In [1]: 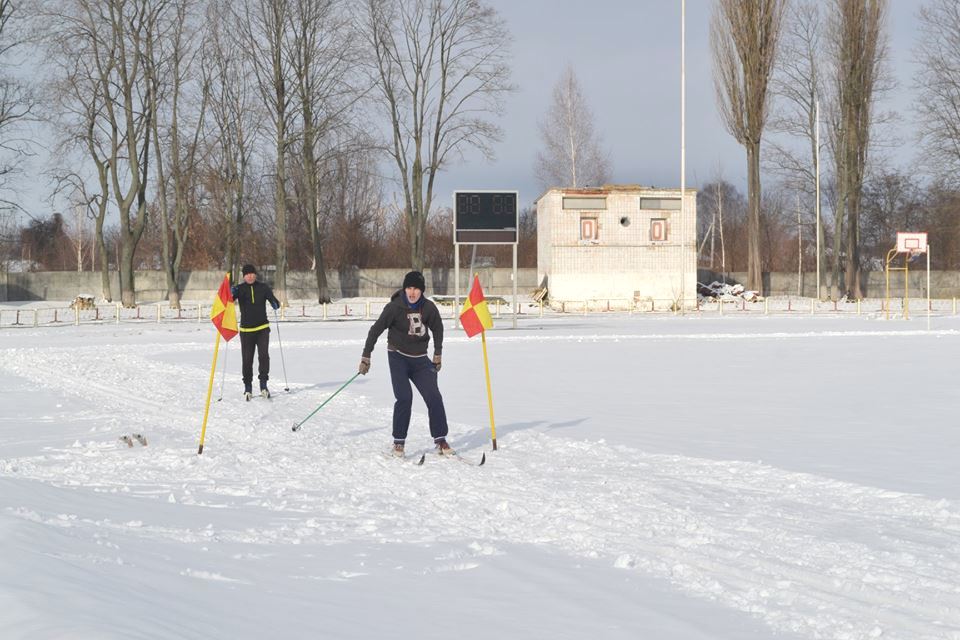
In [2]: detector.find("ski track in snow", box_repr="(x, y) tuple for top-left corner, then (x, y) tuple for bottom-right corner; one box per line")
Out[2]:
(2, 341), (960, 639)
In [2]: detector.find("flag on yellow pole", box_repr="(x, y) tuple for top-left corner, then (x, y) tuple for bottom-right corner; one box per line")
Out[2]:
(199, 273), (237, 454)
(459, 275), (494, 337)
(210, 274), (238, 340)
(460, 275), (498, 450)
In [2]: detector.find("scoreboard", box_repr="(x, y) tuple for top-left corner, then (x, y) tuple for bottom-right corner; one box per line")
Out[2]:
(454, 191), (518, 244)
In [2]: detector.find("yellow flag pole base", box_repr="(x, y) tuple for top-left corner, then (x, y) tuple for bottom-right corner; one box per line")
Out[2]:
(481, 331), (497, 451)
(197, 332), (222, 455)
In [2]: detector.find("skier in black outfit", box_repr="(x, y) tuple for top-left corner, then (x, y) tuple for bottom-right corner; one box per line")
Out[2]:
(232, 264), (281, 400)
(359, 270), (453, 457)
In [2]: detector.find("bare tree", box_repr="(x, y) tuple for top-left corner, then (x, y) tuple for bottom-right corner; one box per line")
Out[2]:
(238, 0), (295, 305)
(915, 0), (960, 182)
(0, 0), (35, 202)
(147, 0), (208, 308)
(202, 0), (258, 279)
(43, 0), (168, 306)
(40, 0), (119, 300)
(360, 0), (513, 270)
(829, 0), (888, 299)
(534, 65), (611, 189)
(289, 0), (361, 303)
(711, 0), (788, 292)
(767, 1), (829, 296)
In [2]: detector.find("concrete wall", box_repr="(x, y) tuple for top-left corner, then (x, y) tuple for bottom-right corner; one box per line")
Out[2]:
(0, 268), (539, 303)
(5, 266), (955, 303)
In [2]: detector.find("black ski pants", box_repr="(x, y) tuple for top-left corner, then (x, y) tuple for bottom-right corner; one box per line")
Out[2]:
(240, 327), (270, 389)
(388, 350), (448, 442)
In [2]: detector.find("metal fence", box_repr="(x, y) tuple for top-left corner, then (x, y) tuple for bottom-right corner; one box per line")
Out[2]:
(1, 296), (955, 329)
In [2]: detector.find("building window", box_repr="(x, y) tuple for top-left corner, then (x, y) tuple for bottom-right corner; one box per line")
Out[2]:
(581, 217), (599, 242)
(640, 198), (681, 210)
(650, 218), (668, 242)
(563, 197), (607, 210)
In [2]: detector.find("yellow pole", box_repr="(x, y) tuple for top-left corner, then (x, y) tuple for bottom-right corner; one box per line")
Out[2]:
(480, 330), (497, 451)
(197, 332), (222, 455)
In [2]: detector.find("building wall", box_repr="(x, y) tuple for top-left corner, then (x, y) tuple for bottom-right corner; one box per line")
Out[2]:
(536, 187), (697, 309)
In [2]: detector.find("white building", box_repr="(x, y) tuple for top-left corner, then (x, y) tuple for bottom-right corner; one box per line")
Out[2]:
(535, 185), (697, 310)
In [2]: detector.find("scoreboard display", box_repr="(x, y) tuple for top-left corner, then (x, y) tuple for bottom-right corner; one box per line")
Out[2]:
(454, 191), (518, 243)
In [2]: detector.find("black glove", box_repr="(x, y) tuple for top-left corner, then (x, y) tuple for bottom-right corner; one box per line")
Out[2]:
(359, 357), (371, 375)
(230, 285), (239, 299)
(271, 300), (280, 310)
(433, 354), (442, 372)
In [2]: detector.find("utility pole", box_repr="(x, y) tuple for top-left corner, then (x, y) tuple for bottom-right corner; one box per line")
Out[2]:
(815, 98), (821, 300)
(679, 0), (686, 312)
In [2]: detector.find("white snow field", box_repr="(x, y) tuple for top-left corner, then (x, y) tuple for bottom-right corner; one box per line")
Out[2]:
(1, 309), (959, 639)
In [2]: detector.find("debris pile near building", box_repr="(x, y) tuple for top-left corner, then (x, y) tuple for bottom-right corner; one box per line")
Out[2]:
(697, 281), (762, 303)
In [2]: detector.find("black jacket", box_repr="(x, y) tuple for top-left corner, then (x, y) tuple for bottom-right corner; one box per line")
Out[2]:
(363, 290), (443, 358)
(234, 281), (280, 331)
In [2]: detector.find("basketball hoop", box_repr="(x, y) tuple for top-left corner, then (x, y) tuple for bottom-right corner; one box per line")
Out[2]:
(896, 232), (928, 254)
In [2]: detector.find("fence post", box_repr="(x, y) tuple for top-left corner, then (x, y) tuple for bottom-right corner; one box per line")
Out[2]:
(157, 304), (161, 323)
(116, 303), (121, 324)
(74, 307), (80, 326)
(365, 301), (370, 319)
(765, 298), (769, 315)
(539, 300), (543, 317)
(857, 299), (861, 316)
(954, 297), (957, 315)
(33, 309), (38, 327)
(811, 299), (815, 315)
(323, 303), (328, 320)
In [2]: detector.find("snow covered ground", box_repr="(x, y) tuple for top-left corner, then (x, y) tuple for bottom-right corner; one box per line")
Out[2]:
(1, 309), (959, 639)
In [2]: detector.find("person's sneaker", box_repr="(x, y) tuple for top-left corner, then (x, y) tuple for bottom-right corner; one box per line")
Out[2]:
(244, 392), (252, 401)
(392, 442), (405, 458)
(260, 388), (271, 399)
(435, 438), (456, 456)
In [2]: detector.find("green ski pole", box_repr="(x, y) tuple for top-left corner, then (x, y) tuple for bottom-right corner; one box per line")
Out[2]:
(292, 372), (361, 432)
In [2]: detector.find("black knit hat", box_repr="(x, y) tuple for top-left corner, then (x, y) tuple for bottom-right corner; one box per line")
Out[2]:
(402, 270), (426, 292)
(241, 264), (257, 275)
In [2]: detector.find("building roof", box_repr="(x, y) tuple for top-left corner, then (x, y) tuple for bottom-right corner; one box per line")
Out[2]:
(535, 184), (697, 203)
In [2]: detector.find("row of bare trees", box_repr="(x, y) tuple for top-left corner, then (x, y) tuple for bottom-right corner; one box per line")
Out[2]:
(1, 0), (514, 307)
(711, 0), (900, 299)
(698, 172), (960, 277)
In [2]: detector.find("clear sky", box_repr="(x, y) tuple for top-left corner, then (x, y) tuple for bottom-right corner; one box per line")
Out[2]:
(434, 0), (923, 211)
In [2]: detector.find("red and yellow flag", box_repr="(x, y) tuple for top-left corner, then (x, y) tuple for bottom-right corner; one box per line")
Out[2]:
(210, 274), (238, 341)
(460, 275), (494, 338)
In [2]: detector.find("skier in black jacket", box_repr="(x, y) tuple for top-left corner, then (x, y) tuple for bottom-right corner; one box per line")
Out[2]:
(232, 264), (281, 400)
(359, 270), (453, 458)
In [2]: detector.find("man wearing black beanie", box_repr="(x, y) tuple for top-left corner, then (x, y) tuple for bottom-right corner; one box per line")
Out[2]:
(231, 264), (281, 400)
(359, 270), (453, 458)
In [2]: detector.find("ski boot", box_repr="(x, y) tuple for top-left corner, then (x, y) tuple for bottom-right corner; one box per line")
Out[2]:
(434, 438), (456, 457)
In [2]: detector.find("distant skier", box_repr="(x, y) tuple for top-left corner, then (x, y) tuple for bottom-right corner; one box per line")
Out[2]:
(232, 264), (281, 400)
(359, 270), (453, 457)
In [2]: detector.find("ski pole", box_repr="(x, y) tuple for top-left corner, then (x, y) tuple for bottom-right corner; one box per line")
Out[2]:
(273, 308), (290, 392)
(216, 339), (230, 402)
(292, 372), (360, 432)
